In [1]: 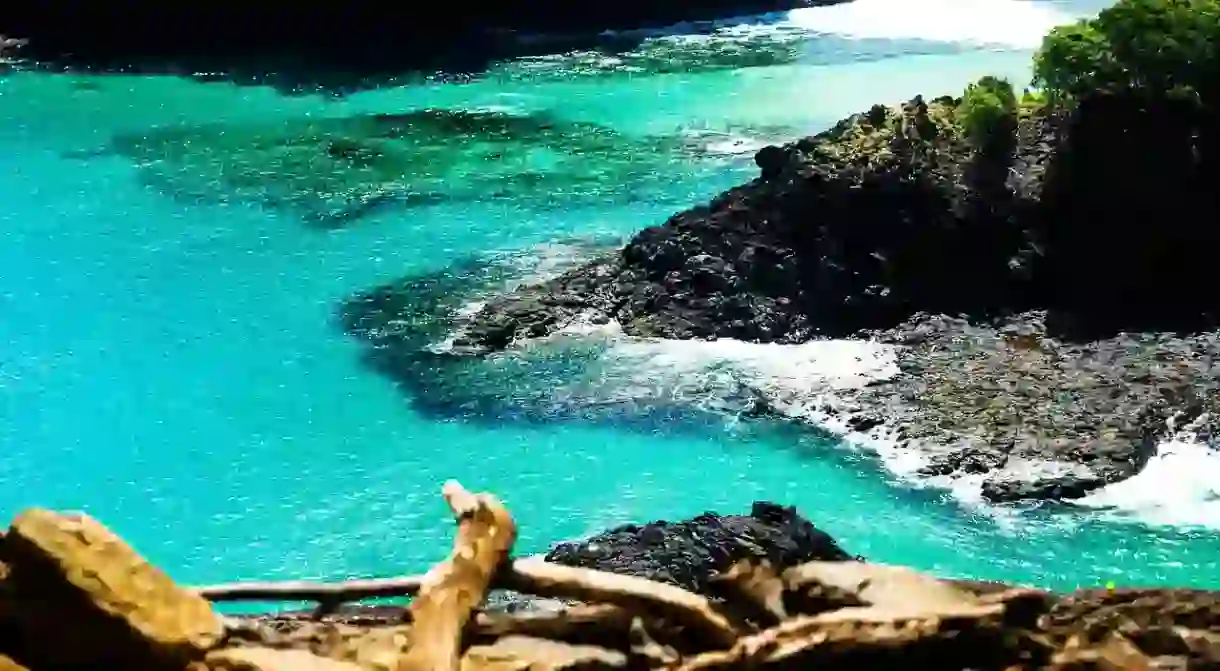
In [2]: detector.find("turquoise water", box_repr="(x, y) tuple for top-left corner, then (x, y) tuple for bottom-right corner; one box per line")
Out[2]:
(4, 0), (1220, 596)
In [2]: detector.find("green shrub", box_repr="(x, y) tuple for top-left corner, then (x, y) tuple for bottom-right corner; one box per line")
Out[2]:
(1032, 0), (1220, 104)
(957, 76), (1018, 148)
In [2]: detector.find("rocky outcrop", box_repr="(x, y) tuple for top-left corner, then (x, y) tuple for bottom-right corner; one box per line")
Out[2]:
(846, 311), (1220, 502)
(455, 96), (1052, 350)
(443, 90), (1220, 502)
(1, 2), (840, 91)
(543, 502), (856, 595)
(458, 90), (1219, 346)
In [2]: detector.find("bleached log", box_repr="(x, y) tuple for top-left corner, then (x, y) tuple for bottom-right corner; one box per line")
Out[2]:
(502, 557), (741, 648)
(398, 481), (518, 671)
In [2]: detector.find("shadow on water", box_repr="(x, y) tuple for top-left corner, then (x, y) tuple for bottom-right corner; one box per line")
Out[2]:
(335, 244), (737, 435)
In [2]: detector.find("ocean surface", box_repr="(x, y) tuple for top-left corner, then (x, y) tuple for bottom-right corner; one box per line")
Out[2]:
(4, 0), (1220, 598)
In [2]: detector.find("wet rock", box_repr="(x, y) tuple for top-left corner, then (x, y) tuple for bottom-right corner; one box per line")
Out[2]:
(0, 509), (224, 669)
(543, 501), (855, 595)
(854, 312), (1220, 502)
(351, 90), (1219, 502)
(462, 96), (1046, 346)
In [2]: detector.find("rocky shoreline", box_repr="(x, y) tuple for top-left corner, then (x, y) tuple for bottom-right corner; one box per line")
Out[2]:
(3, 483), (1220, 670)
(413, 14), (1220, 502)
(342, 92), (1220, 503)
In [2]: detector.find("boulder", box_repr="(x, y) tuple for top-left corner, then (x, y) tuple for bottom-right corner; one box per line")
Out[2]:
(544, 502), (855, 596)
(0, 509), (223, 669)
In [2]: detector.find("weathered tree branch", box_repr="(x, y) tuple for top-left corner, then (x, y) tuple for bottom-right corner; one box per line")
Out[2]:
(711, 560), (787, 624)
(195, 577), (424, 603)
(398, 480), (518, 671)
(781, 561), (980, 611)
(671, 601), (1010, 670)
(474, 604), (634, 643)
(502, 557), (742, 649)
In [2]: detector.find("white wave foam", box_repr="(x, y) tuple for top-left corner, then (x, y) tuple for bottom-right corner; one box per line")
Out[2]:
(595, 334), (928, 473)
(784, 0), (1077, 49)
(1079, 437), (1220, 529)
(590, 332), (1220, 531)
(583, 0), (1082, 54)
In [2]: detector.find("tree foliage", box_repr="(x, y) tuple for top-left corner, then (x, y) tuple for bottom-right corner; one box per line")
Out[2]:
(1032, 0), (1220, 105)
(957, 76), (1018, 149)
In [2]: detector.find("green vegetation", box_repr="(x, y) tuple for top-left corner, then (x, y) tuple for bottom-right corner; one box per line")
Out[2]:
(1032, 0), (1220, 106)
(956, 76), (1018, 149)
(1018, 89), (1047, 118)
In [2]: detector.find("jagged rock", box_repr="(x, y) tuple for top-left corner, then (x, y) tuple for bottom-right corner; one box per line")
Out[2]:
(0, 509), (224, 668)
(849, 311), (1220, 502)
(205, 647), (365, 671)
(447, 90), (1220, 501)
(544, 502), (855, 596)
(462, 96), (1047, 347)
(461, 90), (1218, 345)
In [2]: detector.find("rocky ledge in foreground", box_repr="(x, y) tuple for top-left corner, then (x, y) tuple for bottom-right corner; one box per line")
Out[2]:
(3, 481), (1220, 670)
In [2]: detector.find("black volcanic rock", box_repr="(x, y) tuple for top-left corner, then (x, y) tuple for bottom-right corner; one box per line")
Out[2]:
(459, 91), (1220, 349)
(849, 311), (1220, 503)
(544, 502), (855, 595)
(457, 96), (1050, 349)
(440, 90), (1220, 502)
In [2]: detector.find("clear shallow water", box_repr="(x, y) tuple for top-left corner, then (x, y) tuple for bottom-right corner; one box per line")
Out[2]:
(3, 0), (1220, 595)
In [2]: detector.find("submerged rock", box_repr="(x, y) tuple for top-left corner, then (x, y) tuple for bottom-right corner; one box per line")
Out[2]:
(544, 501), (855, 595)
(108, 110), (704, 226)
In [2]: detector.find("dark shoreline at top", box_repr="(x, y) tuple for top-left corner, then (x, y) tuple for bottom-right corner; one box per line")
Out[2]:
(0, 1), (844, 94)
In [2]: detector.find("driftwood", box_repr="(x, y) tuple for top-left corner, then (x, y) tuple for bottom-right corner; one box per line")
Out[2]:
(503, 557), (742, 649)
(711, 560), (787, 624)
(782, 561), (980, 611)
(398, 481), (518, 671)
(196, 577), (423, 604)
(474, 605), (635, 644)
(166, 482), (1210, 671)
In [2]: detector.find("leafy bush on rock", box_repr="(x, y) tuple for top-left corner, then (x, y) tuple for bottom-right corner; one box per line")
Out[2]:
(1032, 0), (1220, 106)
(957, 76), (1018, 149)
